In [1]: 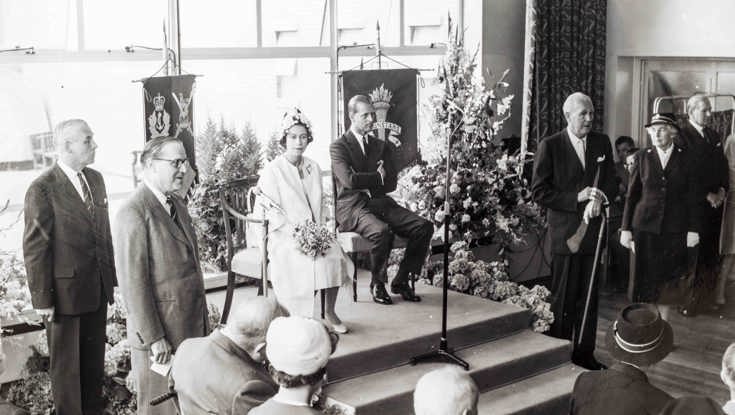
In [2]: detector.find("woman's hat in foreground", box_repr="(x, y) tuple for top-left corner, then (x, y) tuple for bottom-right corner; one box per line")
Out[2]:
(604, 303), (673, 367)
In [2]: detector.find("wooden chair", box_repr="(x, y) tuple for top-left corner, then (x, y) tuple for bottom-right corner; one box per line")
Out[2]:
(218, 175), (270, 324)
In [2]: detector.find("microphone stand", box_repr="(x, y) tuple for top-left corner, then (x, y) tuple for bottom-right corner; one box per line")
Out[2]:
(410, 110), (470, 370)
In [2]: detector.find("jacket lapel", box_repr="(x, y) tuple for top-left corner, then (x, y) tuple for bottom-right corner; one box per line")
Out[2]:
(140, 185), (191, 248)
(561, 130), (585, 176)
(648, 148), (664, 176)
(345, 130), (368, 171)
(663, 146), (682, 175)
(52, 165), (92, 223)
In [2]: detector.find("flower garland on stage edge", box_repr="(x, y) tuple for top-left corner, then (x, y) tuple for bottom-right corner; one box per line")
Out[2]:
(4, 290), (222, 414)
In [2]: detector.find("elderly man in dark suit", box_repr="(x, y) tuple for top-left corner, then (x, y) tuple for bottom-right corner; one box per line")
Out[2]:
(330, 94), (434, 305)
(114, 136), (208, 415)
(570, 303), (674, 415)
(675, 94), (729, 316)
(532, 92), (615, 370)
(22, 119), (117, 415)
(170, 296), (285, 415)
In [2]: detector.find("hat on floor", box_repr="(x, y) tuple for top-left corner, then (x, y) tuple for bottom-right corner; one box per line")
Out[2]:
(659, 396), (726, 415)
(645, 112), (680, 130)
(605, 303), (673, 367)
(266, 316), (332, 376)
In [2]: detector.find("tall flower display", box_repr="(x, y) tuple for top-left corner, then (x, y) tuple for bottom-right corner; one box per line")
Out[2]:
(398, 21), (542, 250)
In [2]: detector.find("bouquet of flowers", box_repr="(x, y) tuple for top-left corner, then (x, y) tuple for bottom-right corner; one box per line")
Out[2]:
(292, 220), (335, 257)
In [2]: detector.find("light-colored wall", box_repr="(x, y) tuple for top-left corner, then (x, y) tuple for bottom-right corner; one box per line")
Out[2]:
(465, 0), (526, 138)
(605, 0), (735, 142)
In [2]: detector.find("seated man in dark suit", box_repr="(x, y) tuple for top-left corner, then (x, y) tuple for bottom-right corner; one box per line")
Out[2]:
(170, 296), (286, 415)
(570, 303), (674, 415)
(330, 94), (434, 305)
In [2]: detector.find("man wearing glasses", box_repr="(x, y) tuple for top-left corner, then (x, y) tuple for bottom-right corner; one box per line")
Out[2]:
(114, 136), (208, 415)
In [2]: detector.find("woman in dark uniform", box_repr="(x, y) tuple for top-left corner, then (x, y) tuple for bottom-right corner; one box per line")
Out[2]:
(620, 113), (701, 319)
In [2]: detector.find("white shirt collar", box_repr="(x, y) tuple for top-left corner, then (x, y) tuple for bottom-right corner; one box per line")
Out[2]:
(689, 119), (705, 136)
(143, 178), (169, 210)
(656, 144), (674, 156)
(57, 159), (87, 199)
(567, 127), (587, 142)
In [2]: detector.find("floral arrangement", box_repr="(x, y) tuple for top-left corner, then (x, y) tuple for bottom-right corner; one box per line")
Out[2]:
(0, 251), (32, 325)
(6, 289), (223, 413)
(395, 19), (543, 250)
(389, 242), (553, 333)
(293, 220), (335, 257)
(190, 118), (263, 271)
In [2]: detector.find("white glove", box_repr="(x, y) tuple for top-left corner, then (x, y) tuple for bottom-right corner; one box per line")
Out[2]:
(620, 230), (633, 249)
(582, 201), (600, 224)
(686, 231), (700, 247)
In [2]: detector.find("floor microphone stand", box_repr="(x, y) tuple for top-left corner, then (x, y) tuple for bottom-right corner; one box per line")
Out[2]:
(410, 118), (469, 370)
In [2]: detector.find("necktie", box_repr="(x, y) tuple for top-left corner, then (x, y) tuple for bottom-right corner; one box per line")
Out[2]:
(579, 138), (586, 169)
(166, 196), (178, 222)
(77, 172), (94, 215)
(362, 136), (369, 155)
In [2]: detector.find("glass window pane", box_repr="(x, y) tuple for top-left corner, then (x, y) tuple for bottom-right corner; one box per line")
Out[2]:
(337, 0), (400, 47)
(180, 0), (258, 47)
(404, 0), (457, 46)
(84, 0), (168, 50)
(262, 0), (327, 47)
(1, 60), (160, 207)
(0, 0), (78, 50)
(185, 58), (332, 168)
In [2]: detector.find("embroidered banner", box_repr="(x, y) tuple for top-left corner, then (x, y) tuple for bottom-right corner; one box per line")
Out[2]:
(342, 69), (419, 171)
(142, 74), (197, 171)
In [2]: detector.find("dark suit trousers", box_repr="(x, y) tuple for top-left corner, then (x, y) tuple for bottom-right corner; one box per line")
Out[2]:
(689, 204), (723, 309)
(352, 197), (434, 285)
(549, 254), (598, 357)
(47, 302), (107, 415)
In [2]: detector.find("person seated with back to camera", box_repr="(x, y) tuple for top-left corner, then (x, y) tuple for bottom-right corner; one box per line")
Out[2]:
(248, 316), (338, 415)
(570, 303), (674, 415)
(255, 108), (353, 333)
(413, 366), (479, 415)
(170, 296), (287, 415)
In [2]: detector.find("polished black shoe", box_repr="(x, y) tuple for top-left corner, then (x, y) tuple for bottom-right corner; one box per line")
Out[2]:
(573, 357), (607, 371)
(390, 283), (422, 302)
(371, 283), (393, 305)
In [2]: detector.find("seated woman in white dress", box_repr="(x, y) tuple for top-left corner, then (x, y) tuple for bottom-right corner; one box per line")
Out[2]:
(255, 108), (353, 333)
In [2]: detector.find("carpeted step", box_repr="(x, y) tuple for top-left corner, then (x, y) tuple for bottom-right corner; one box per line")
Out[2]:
(325, 278), (532, 382)
(324, 330), (572, 415)
(477, 364), (583, 415)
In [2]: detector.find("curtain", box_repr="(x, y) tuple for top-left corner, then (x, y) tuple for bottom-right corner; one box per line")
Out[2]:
(524, 0), (607, 150)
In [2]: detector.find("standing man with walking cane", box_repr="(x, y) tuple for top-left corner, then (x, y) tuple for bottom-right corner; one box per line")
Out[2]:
(532, 92), (615, 370)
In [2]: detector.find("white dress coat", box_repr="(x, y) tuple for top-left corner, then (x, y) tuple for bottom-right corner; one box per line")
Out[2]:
(255, 155), (353, 316)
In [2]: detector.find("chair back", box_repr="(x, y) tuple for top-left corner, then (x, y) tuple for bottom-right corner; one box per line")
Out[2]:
(219, 176), (259, 263)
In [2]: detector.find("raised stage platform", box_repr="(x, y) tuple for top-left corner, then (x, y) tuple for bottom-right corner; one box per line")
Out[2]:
(207, 271), (584, 414)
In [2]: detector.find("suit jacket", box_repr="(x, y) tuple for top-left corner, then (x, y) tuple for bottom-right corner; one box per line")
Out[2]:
(676, 122), (728, 197)
(171, 329), (277, 415)
(532, 130), (616, 255)
(330, 130), (398, 231)
(570, 363), (673, 415)
(23, 164), (117, 315)
(113, 184), (208, 350)
(622, 146), (700, 234)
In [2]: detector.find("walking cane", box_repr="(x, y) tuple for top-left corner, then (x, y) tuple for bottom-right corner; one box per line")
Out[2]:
(577, 196), (609, 348)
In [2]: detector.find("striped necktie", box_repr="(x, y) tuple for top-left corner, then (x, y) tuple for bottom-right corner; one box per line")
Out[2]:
(77, 172), (94, 216)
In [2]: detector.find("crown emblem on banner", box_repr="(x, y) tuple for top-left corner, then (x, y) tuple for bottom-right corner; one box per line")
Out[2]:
(369, 84), (393, 111)
(153, 93), (166, 111)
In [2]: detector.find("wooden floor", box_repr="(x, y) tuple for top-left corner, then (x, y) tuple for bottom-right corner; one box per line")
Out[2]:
(594, 287), (735, 403)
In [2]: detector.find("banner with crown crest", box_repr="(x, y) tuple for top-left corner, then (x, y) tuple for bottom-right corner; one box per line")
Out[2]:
(341, 69), (418, 171)
(142, 74), (197, 172)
